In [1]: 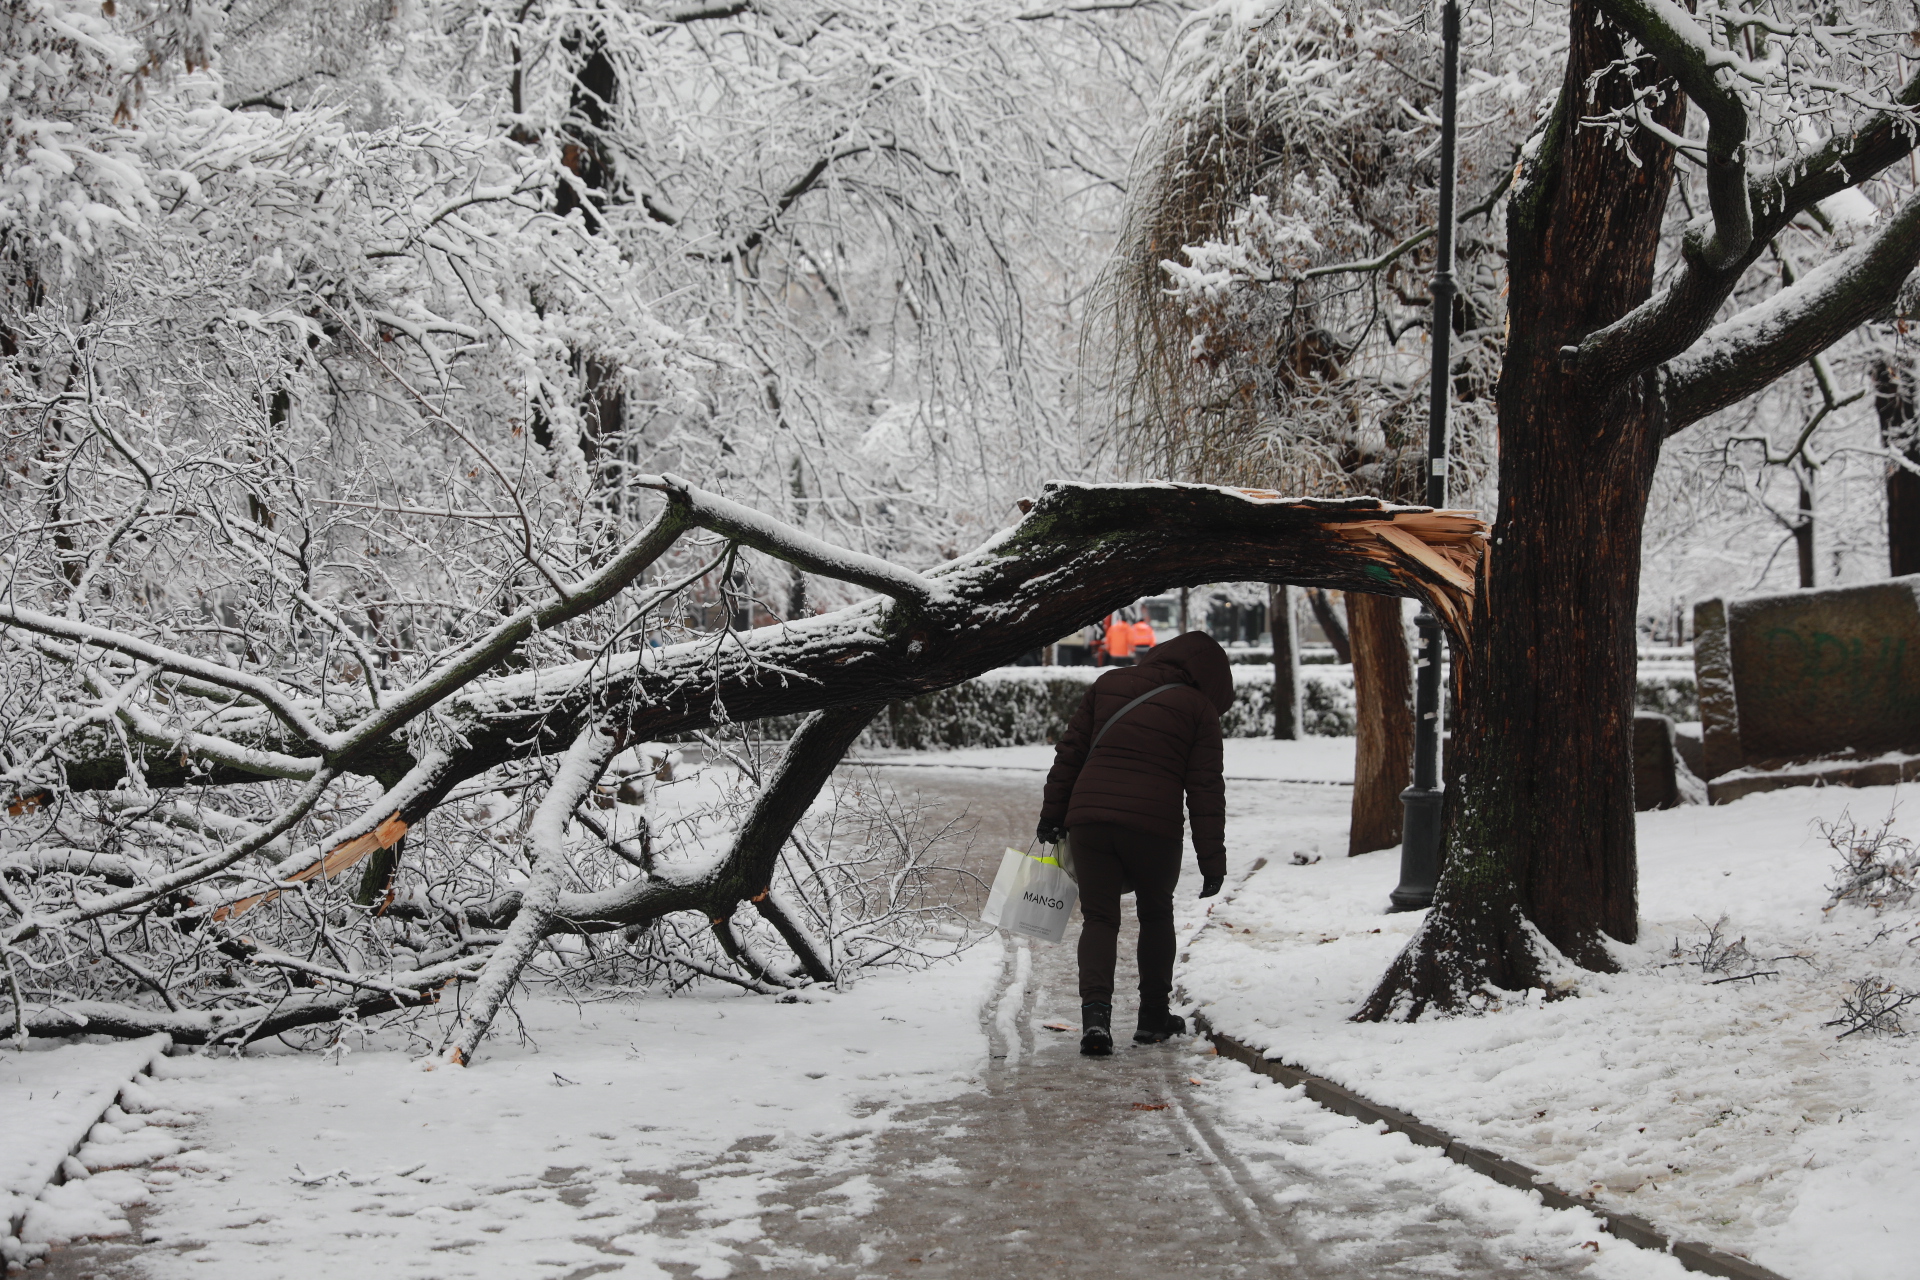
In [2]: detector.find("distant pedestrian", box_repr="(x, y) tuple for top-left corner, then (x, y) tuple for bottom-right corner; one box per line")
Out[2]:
(1130, 617), (1157, 656)
(1036, 631), (1232, 1057)
(1098, 614), (1136, 667)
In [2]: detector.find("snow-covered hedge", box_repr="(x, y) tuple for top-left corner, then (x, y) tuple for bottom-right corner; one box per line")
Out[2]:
(746, 664), (1693, 749)
(872, 666), (1360, 747)
(1635, 668), (1697, 721)
(751, 666), (1355, 748)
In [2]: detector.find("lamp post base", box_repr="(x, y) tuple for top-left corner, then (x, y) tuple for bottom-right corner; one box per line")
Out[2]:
(1391, 785), (1443, 912)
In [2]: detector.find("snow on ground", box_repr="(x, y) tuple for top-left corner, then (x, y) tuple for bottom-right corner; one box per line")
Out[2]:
(12, 944), (1000, 1279)
(16, 737), (1908, 1280)
(1180, 1057), (1693, 1279)
(1, 1035), (174, 1265)
(1182, 745), (1920, 1280)
(856, 735), (1358, 785)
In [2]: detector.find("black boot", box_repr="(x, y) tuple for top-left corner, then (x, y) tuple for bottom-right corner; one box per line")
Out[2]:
(1080, 1002), (1113, 1057)
(1133, 1009), (1187, 1044)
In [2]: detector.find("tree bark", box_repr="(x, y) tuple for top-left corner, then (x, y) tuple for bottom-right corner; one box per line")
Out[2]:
(1362, 3), (1683, 1015)
(1878, 360), (1920, 577)
(1307, 587), (1352, 663)
(1346, 592), (1412, 855)
(1270, 585), (1300, 739)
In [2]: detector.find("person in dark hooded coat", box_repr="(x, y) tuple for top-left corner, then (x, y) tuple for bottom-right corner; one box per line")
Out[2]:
(1037, 630), (1234, 1056)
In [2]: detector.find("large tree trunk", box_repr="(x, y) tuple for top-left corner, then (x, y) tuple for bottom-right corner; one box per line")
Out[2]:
(1878, 360), (1920, 576)
(1346, 592), (1411, 854)
(1362, 3), (1682, 1015)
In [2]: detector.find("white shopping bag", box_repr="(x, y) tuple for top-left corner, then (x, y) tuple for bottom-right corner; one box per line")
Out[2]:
(980, 846), (1079, 944)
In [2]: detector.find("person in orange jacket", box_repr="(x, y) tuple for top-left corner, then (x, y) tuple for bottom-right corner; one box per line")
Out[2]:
(1130, 617), (1157, 655)
(1100, 614), (1136, 666)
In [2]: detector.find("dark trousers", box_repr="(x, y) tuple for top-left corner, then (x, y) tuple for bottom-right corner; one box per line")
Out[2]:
(1070, 823), (1182, 1011)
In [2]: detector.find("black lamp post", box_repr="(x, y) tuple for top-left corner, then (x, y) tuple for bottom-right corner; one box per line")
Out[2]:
(1391, 0), (1461, 913)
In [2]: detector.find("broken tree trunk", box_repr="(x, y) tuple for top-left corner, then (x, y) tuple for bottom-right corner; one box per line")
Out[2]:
(1346, 592), (1413, 856)
(4, 477), (1482, 1047)
(11, 482), (1482, 830)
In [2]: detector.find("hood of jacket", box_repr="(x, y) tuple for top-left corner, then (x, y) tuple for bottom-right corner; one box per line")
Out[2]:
(1138, 629), (1234, 714)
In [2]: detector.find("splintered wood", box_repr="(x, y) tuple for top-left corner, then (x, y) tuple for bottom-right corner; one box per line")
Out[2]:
(1224, 487), (1485, 634)
(212, 812), (410, 922)
(1332, 511), (1485, 633)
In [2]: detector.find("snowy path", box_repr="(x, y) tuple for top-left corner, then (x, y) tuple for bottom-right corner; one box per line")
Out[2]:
(724, 925), (1647, 1277)
(710, 765), (1673, 1278)
(31, 752), (1678, 1279)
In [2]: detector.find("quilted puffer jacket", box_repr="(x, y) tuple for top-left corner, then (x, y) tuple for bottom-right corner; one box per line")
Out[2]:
(1039, 630), (1234, 876)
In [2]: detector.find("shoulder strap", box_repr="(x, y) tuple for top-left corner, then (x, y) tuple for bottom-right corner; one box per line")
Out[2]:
(1089, 682), (1185, 753)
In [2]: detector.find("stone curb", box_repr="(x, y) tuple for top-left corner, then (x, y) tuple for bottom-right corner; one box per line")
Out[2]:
(1203, 1027), (1788, 1280)
(3, 1034), (172, 1262)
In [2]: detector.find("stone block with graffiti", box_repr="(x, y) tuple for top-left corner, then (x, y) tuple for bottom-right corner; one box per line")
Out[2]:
(1693, 577), (1920, 801)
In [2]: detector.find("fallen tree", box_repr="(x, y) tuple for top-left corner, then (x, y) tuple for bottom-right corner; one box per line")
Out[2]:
(2, 475), (1482, 1057)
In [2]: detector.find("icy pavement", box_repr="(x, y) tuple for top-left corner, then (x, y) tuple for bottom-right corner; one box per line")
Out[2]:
(713, 760), (1680, 1277)
(22, 950), (1001, 1280)
(727, 926), (1679, 1278)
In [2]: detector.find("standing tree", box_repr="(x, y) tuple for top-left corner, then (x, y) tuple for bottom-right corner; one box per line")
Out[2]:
(1269, 585), (1300, 740)
(1367, 0), (1920, 1014)
(1344, 592), (1413, 855)
(1109, 0), (1920, 1013)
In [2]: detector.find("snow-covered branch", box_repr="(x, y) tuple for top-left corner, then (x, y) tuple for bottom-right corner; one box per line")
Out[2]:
(1663, 185), (1920, 429)
(636, 474), (940, 608)
(1564, 15), (1920, 391)
(1591, 0), (1751, 270)
(0, 607), (339, 753)
(448, 720), (624, 1064)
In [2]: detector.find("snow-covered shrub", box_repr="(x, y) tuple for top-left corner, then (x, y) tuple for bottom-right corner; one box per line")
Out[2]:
(1820, 809), (1917, 912)
(757, 666), (1361, 749)
(1635, 673), (1698, 722)
(1662, 915), (1806, 988)
(1664, 916), (1766, 980)
(1221, 666), (1356, 738)
(877, 669), (1097, 750)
